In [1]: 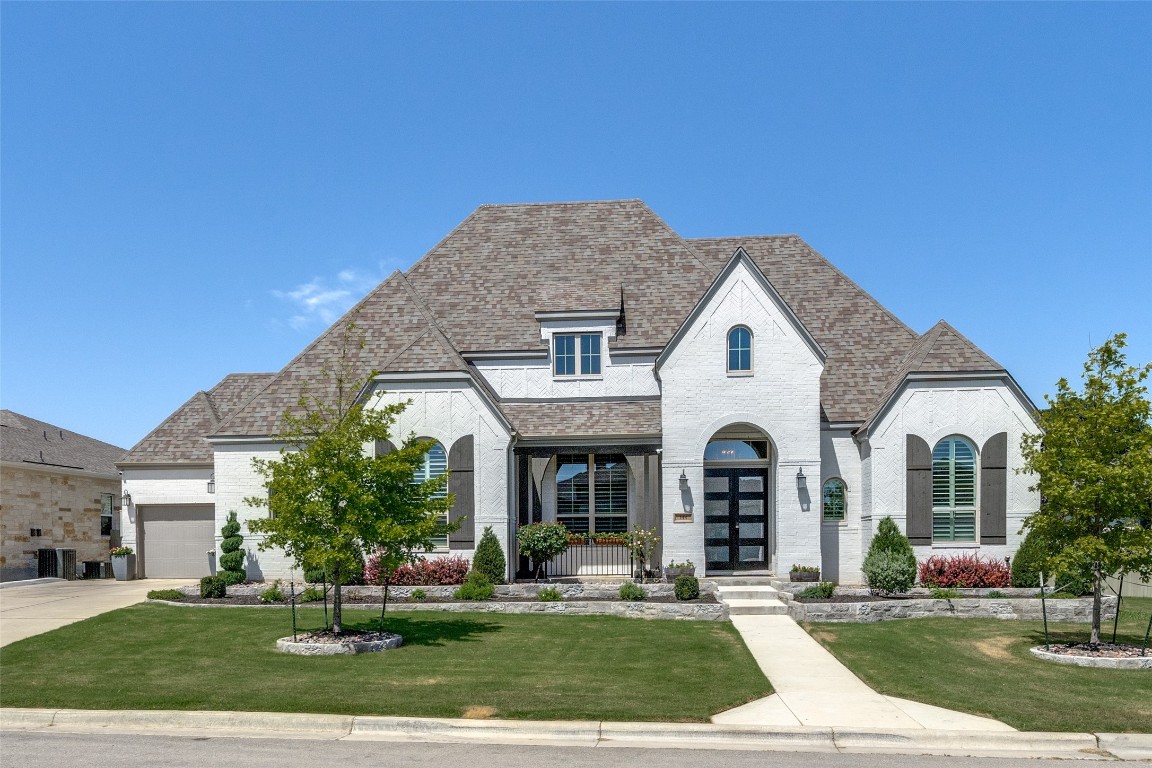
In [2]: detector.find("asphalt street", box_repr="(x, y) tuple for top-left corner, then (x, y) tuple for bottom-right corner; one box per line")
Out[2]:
(0, 731), (1106, 768)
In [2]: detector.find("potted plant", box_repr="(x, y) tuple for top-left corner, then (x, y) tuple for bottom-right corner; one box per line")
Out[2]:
(110, 546), (136, 581)
(789, 564), (820, 582)
(664, 560), (695, 580)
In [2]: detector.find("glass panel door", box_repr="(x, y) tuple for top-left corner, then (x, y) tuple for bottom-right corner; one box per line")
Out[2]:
(704, 467), (769, 571)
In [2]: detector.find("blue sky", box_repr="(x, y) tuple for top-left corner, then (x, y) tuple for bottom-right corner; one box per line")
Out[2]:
(2, 3), (1149, 450)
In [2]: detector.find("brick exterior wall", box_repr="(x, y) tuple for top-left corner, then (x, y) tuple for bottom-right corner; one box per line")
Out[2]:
(1, 464), (120, 581)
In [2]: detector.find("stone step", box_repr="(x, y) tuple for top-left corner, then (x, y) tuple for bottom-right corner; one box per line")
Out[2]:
(715, 585), (781, 600)
(723, 599), (790, 615)
(706, 576), (778, 586)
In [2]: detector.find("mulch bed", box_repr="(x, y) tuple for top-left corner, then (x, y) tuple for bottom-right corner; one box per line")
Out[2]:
(164, 593), (718, 606)
(1044, 642), (1150, 659)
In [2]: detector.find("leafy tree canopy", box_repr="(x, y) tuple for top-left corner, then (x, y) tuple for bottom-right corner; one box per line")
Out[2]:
(1020, 333), (1152, 643)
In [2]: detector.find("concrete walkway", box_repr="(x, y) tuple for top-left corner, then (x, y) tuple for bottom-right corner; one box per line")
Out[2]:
(714, 614), (1014, 731)
(0, 578), (192, 647)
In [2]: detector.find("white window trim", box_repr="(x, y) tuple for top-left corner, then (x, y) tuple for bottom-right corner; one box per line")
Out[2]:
(931, 435), (979, 544)
(553, 332), (604, 379)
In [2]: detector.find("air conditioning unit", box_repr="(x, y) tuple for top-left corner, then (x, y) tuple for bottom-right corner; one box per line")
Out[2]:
(55, 548), (77, 581)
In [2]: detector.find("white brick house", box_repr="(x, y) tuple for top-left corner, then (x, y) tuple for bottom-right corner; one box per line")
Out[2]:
(118, 200), (1040, 583)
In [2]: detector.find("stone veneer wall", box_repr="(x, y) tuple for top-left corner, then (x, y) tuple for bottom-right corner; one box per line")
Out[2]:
(1, 465), (119, 581)
(790, 595), (1117, 623)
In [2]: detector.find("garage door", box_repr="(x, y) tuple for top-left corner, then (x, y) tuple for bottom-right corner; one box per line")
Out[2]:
(140, 505), (215, 579)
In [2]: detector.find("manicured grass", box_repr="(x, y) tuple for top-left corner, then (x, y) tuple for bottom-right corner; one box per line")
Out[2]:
(804, 596), (1152, 733)
(0, 604), (770, 722)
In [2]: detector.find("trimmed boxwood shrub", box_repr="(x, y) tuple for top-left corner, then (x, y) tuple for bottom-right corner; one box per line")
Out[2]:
(862, 517), (916, 595)
(304, 559), (365, 586)
(147, 589), (185, 601)
(199, 575), (226, 598)
(217, 570), (246, 586)
(1010, 529), (1049, 588)
(798, 581), (836, 600)
(472, 526), (506, 585)
(673, 575), (700, 601)
(217, 511), (246, 583)
(453, 571), (495, 601)
(618, 582), (647, 601)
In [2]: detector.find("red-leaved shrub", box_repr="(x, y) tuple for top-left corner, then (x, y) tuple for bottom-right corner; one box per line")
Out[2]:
(917, 554), (1011, 588)
(364, 553), (470, 585)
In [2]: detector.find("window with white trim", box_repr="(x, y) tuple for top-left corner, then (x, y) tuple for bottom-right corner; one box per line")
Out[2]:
(414, 441), (449, 549)
(932, 436), (977, 542)
(556, 453), (628, 533)
(822, 478), (846, 521)
(727, 326), (753, 372)
(553, 333), (601, 376)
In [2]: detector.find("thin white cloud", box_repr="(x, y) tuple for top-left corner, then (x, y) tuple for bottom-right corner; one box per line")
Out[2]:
(272, 269), (382, 330)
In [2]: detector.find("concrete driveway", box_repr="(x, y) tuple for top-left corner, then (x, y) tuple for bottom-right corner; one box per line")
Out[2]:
(0, 578), (193, 647)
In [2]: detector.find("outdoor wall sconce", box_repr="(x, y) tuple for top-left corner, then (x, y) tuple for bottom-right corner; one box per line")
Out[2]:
(679, 470), (689, 491)
(207, 477), (215, 494)
(121, 492), (132, 508)
(796, 468), (807, 491)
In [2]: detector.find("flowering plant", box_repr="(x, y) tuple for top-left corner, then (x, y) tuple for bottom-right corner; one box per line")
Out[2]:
(790, 564), (820, 573)
(110, 546), (133, 557)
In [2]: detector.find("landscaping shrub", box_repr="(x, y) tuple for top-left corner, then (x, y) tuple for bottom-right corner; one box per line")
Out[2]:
(304, 559), (365, 586)
(918, 554), (1011, 588)
(368, 555), (470, 585)
(409, 588), (427, 601)
(217, 511), (246, 583)
(299, 586), (324, 602)
(472, 526), (506, 585)
(619, 582), (647, 602)
(218, 570), (246, 586)
(987, 590), (1006, 599)
(1010, 529), (1049, 588)
(516, 522), (570, 580)
(199, 576), (226, 599)
(147, 589), (184, 601)
(259, 580), (285, 603)
(862, 517), (916, 595)
(453, 571), (495, 601)
(673, 575), (700, 601)
(537, 586), (563, 602)
(798, 581), (836, 600)
(1052, 563), (1094, 596)
(930, 587), (962, 599)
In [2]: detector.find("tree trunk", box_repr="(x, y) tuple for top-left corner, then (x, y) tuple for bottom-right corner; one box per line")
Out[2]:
(1091, 561), (1102, 646)
(332, 563), (343, 635)
(379, 578), (390, 629)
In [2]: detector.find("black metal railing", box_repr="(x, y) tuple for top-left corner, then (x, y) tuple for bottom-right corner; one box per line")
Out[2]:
(547, 540), (633, 577)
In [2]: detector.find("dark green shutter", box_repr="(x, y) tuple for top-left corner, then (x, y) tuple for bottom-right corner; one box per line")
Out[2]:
(906, 435), (932, 545)
(448, 435), (475, 549)
(980, 432), (1008, 544)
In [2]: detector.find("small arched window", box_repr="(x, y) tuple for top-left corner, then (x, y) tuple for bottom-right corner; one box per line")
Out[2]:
(822, 478), (846, 521)
(727, 326), (753, 372)
(932, 436), (977, 542)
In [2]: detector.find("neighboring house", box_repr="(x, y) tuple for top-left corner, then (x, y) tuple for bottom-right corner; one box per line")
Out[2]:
(119, 200), (1040, 583)
(1, 410), (127, 581)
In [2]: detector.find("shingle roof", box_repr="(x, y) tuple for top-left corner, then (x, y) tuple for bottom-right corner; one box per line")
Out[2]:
(688, 236), (919, 423)
(1, 410), (127, 475)
(857, 320), (1008, 433)
(501, 400), (661, 439)
(119, 373), (274, 464)
(214, 200), (1006, 438)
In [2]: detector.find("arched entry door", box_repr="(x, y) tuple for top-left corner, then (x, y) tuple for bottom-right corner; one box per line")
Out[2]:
(703, 433), (771, 572)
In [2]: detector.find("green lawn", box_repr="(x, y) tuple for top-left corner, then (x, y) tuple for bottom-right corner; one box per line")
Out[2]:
(0, 604), (770, 722)
(804, 596), (1152, 733)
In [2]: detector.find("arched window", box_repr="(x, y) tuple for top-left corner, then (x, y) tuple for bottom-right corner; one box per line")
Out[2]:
(932, 436), (977, 542)
(727, 326), (753, 372)
(414, 441), (449, 548)
(822, 478), (846, 521)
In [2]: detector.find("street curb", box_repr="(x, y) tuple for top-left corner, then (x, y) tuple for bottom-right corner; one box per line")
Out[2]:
(1, 708), (1146, 759)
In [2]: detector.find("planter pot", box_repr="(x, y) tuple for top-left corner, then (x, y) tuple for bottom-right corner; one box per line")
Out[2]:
(111, 554), (136, 581)
(789, 571), (820, 582)
(665, 567), (694, 580)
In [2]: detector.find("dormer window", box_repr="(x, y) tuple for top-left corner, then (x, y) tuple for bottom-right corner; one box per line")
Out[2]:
(554, 333), (601, 376)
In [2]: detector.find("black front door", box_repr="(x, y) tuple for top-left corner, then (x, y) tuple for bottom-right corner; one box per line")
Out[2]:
(704, 467), (769, 571)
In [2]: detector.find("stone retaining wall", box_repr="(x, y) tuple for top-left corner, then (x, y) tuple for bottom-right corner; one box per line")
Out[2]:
(791, 596), (1117, 623)
(181, 582), (694, 600)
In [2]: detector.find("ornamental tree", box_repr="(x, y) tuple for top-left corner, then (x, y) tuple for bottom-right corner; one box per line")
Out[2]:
(245, 326), (454, 635)
(1020, 333), (1152, 645)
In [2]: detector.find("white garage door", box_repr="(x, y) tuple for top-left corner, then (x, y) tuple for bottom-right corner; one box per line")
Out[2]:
(140, 505), (215, 579)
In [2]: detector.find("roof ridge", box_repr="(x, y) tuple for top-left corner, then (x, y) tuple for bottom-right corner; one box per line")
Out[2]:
(638, 201), (718, 276)
(394, 273), (469, 371)
(925, 319), (1005, 370)
(121, 389), (208, 458)
(200, 390), (224, 426)
(475, 198), (644, 209)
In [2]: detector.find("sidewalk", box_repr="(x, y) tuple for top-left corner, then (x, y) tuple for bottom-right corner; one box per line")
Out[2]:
(714, 614), (1014, 730)
(0, 578), (192, 646)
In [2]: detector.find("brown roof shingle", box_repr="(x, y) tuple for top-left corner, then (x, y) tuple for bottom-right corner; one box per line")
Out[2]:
(1, 410), (127, 475)
(501, 400), (661, 439)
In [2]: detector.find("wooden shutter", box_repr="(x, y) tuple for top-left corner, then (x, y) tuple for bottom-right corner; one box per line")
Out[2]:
(374, 439), (395, 456)
(980, 432), (1008, 544)
(448, 435), (475, 549)
(906, 435), (932, 545)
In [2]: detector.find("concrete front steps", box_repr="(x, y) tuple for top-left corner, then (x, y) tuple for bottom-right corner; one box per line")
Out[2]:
(710, 578), (790, 615)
